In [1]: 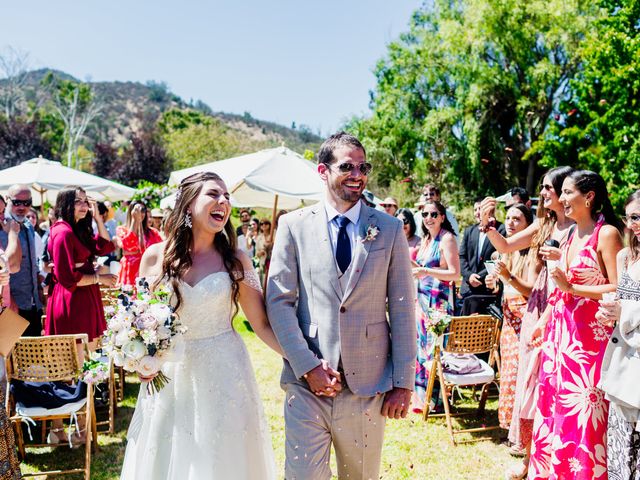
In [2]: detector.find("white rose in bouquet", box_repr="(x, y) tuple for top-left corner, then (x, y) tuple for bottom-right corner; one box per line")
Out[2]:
(112, 351), (126, 367)
(137, 355), (161, 377)
(124, 357), (138, 372)
(122, 339), (147, 360)
(148, 303), (172, 324)
(114, 329), (130, 347)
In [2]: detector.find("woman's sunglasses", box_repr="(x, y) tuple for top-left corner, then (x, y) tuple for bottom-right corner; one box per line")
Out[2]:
(422, 211), (440, 219)
(331, 162), (373, 176)
(539, 183), (554, 192)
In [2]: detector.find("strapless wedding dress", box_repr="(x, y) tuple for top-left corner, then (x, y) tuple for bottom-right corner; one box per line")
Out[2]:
(120, 272), (276, 479)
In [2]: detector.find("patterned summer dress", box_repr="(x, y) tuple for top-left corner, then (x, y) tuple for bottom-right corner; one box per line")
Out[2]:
(411, 229), (453, 413)
(0, 388), (21, 480)
(529, 215), (612, 479)
(606, 261), (640, 480)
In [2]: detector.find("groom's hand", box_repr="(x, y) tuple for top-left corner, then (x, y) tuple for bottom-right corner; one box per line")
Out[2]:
(381, 387), (411, 419)
(303, 360), (342, 397)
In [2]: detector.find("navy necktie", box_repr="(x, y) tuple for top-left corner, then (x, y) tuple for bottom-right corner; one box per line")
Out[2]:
(336, 216), (351, 274)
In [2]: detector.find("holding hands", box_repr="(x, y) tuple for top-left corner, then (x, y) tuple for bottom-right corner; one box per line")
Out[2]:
(304, 360), (342, 397)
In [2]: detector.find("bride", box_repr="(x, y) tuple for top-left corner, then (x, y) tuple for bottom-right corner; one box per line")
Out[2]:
(120, 172), (283, 479)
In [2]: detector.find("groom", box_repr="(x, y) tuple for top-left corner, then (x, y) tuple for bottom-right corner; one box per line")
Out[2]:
(267, 132), (416, 479)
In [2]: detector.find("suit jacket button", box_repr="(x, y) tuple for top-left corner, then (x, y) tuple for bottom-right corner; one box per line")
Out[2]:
(340, 306), (346, 313)
(612, 337), (619, 343)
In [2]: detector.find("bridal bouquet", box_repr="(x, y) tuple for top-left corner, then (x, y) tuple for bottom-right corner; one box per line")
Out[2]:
(102, 278), (187, 394)
(425, 308), (452, 337)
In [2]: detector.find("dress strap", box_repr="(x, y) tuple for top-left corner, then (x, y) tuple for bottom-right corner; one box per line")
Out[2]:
(235, 267), (263, 294)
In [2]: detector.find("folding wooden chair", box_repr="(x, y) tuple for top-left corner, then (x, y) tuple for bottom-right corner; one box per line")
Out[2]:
(423, 314), (502, 445)
(100, 287), (126, 402)
(94, 337), (117, 435)
(5, 334), (97, 479)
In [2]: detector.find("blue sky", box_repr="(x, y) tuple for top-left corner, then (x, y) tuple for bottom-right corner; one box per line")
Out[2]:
(1, 1), (420, 134)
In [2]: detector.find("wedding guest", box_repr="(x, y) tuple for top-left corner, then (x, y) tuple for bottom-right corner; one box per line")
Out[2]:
(485, 204), (534, 432)
(0, 185), (43, 336)
(235, 208), (252, 237)
(411, 200), (460, 413)
(527, 170), (623, 479)
(0, 268), (21, 479)
(0, 195), (6, 223)
(115, 201), (163, 288)
(397, 208), (421, 249)
(45, 187), (117, 347)
(415, 184), (460, 238)
(255, 218), (273, 281)
(597, 189), (640, 479)
(149, 208), (164, 231)
(245, 218), (259, 258)
(380, 197), (399, 216)
(458, 198), (503, 315)
(487, 167), (574, 478)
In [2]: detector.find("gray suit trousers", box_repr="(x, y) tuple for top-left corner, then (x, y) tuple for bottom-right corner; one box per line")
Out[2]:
(283, 381), (386, 480)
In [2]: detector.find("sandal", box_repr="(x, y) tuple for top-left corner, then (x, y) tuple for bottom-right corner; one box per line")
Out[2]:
(504, 461), (528, 480)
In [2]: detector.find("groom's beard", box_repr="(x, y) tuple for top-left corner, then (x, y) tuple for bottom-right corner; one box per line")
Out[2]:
(329, 177), (365, 204)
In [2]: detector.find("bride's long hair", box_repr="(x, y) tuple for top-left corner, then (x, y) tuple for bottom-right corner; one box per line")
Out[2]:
(158, 172), (244, 316)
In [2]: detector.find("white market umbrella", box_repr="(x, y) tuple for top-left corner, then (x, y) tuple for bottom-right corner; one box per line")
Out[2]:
(161, 146), (324, 211)
(0, 157), (136, 206)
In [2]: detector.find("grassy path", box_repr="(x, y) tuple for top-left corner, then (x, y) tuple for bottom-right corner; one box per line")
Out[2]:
(20, 319), (514, 479)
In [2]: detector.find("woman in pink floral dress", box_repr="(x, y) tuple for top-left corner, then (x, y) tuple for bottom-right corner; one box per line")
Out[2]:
(528, 170), (623, 479)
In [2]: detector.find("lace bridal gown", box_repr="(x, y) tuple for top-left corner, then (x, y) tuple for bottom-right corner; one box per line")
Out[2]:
(120, 271), (276, 479)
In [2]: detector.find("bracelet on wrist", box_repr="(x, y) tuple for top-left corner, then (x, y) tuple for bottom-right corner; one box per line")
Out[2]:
(478, 219), (496, 233)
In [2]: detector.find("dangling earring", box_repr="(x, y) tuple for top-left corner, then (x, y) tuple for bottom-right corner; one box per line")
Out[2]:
(585, 200), (591, 208)
(184, 212), (192, 229)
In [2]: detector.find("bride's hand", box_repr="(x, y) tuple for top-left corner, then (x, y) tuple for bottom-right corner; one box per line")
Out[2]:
(138, 373), (158, 382)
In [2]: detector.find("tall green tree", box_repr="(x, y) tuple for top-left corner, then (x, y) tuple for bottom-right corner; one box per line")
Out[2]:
(159, 109), (249, 169)
(535, 0), (640, 209)
(349, 0), (597, 198)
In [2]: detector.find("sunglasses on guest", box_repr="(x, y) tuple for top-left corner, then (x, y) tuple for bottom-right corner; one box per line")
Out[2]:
(622, 214), (640, 225)
(539, 183), (554, 192)
(422, 211), (441, 219)
(10, 198), (32, 207)
(331, 162), (373, 176)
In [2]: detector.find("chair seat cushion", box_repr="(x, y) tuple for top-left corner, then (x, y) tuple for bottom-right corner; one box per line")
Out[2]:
(443, 358), (494, 386)
(16, 397), (88, 417)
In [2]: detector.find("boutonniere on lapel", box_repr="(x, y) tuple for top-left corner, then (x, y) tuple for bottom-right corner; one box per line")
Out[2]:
(362, 224), (380, 243)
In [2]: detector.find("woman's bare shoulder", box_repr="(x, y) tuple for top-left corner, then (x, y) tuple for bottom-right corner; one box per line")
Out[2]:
(140, 242), (166, 277)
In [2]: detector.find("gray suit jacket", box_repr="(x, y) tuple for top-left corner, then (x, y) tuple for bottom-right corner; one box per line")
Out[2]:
(266, 201), (416, 397)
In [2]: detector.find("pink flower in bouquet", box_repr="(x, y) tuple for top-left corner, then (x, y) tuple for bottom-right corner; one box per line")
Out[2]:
(137, 355), (161, 377)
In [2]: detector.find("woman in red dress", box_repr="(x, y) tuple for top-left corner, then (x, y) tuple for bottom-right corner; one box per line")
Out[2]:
(116, 201), (163, 287)
(45, 187), (117, 348)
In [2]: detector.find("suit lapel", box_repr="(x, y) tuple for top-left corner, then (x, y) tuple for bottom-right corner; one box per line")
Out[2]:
(342, 206), (376, 301)
(311, 204), (342, 299)
(469, 225), (480, 270)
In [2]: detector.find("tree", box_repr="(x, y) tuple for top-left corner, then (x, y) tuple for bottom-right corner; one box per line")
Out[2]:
(0, 116), (54, 168)
(159, 109), (249, 169)
(0, 46), (29, 119)
(111, 129), (171, 186)
(92, 142), (118, 178)
(535, 0), (640, 209)
(43, 73), (103, 169)
(349, 0), (597, 199)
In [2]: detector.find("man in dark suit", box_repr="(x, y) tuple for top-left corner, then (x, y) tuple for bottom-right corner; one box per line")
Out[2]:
(458, 198), (503, 315)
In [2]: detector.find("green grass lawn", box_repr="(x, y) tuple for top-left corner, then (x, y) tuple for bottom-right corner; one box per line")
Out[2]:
(19, 318), (515, 479)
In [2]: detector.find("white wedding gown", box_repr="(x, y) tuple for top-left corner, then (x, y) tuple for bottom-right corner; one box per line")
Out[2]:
(120, 272), (276, 479)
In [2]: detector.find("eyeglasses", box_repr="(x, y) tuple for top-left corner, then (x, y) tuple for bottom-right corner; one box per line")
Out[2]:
(423, 191), (437, 198)
(331, 162), (373, 176)
(622, 214), (640, 225)
(10, 198), (32, 207)
(540, 183), (554, 192)
(422, 211), (440, 219)
(401, 218), (411, 225)
(260, 222), (270, 226)
(381, 204), (396, 208)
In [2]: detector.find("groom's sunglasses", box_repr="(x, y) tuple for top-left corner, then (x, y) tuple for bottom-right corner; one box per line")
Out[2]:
(331, 162), (373, 176)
